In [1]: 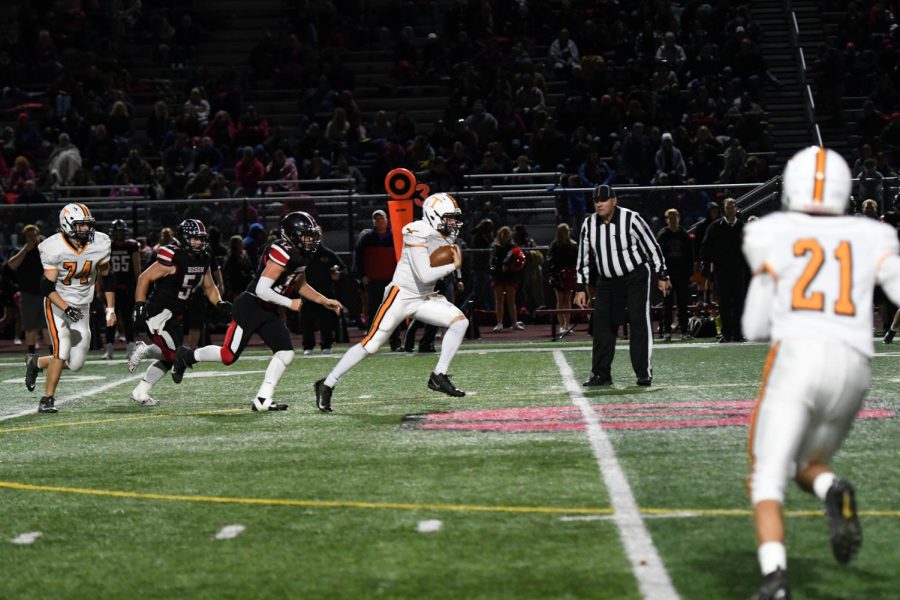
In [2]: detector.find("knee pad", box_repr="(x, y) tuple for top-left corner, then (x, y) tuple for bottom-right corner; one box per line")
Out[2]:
(220, 346), (237, 365)
(67, 354), (86, 372)
(274, 349), (294, 367)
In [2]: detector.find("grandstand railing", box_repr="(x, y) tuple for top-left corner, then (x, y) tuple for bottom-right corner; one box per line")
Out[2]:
(8, 177), (897, 254)
(784, 0), (824, 147)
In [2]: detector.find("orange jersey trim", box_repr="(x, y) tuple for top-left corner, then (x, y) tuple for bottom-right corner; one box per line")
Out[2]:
(44, 297), (61, 359)
(747, 341), (780, 495)
(360, 286), (400, 347)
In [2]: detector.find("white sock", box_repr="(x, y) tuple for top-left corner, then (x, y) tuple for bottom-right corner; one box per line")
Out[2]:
(812, 472), (838, 501)
(757, 541), (787, 576)
(256, 351), (293, 400)
(194, 345), (222, 362)
(325, 344), (370, 387)
(141, 361), (171, 391)
(435, 319), (468, 375)
(132, 380), (152, 399)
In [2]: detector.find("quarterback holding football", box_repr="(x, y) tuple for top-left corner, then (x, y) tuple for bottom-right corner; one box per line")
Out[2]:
(315, 193), (469, 411)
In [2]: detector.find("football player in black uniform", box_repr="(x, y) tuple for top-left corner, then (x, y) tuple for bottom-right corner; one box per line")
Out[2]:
(127, 219), (232, 405)
(171, 211), (342, 411)
(103, 219), (141, 359)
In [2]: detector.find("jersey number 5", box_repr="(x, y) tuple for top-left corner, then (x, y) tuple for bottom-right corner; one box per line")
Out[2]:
(791, 239), (855, 315)
(61, 260), (93, 286)
(177, 273), (203, 300)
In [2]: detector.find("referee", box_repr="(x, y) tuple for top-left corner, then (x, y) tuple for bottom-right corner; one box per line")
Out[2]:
(574, 185), (672, 386)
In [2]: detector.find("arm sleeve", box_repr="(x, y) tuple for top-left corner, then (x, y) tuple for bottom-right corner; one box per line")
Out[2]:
(741, 221), (771, 273)
(741, 273), (774, 342)
(876, 226), (900, 305)
(408, 245), (456, 285)
(255, 276), (293, 308)
(576, 215), (593, 289)
(634, 215), (669, 279)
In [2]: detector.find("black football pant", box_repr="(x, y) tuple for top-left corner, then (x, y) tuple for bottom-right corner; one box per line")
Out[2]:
(662, 272), (691, 335)
(591, 265), (652, 381)
(107, 290), (136, 344)
(714, 270), (746, 341)
(301, 301), (336, 350)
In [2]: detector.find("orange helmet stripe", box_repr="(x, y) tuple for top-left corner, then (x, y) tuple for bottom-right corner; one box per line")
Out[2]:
(76, 203), (92, 218)
(447, 193), (458, 209)
(812, 148), (827, 205)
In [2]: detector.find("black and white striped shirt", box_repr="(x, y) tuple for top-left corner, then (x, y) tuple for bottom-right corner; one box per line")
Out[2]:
(576, 206), (669, 286)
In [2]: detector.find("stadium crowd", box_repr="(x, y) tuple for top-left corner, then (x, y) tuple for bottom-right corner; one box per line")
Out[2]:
(1, 0), (900, 346)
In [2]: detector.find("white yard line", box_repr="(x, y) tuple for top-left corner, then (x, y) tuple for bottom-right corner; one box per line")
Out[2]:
(214, 524), (246, 540)
(553, 350), (679, 600)
(1, 374), (144, 422)
(10, 531), (42, 545)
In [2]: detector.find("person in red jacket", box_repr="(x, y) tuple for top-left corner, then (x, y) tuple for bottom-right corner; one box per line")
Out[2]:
(234, 146), (265, 197)
(353, 209), (401, 350)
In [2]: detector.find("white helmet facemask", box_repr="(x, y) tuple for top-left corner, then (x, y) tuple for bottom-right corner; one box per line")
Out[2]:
(423, 193), (463, 238)
(59, 203), (95, 244)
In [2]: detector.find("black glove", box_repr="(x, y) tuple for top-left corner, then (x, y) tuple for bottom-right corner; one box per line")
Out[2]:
(216, 300), (232, 320)
(64, 306), (84, 322)
(133, 302), (148, 330)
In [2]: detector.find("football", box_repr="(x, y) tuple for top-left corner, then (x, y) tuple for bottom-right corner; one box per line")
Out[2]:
(429, 244), (456, 267)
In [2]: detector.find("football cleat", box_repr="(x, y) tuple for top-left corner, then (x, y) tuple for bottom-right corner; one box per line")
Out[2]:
(427, 372), (465, 397)
(583, 374), (613, 387)
(751, 568), (790, 600)
(171, 346), (194, 384)
(251, 397), (288, 412)
(38, 396), (58, 414)
(825, 479), (862, 564)
(131, 394), (159, 406)
(314, 379), (333, 412)
(883, 329), (896, 344)
(127, 341), (151, 373)
(25, 353), (41, 392)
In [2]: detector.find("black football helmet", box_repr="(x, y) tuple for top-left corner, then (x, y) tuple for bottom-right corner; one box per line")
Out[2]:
(176, 219), (208, 255)
(280, 211), (321, 254)
(110, 218), (128, 241)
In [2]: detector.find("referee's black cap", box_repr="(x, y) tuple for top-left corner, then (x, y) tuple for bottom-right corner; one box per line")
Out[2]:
(593, 184), (615, 201)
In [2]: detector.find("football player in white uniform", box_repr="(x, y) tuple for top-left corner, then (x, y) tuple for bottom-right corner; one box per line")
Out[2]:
(742, 147), (900, 599)
(314, 193), (469, 411)
(24, 203), (117, 413)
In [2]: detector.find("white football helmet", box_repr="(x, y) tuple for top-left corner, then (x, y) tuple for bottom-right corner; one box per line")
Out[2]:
(423, 193), (463, 237)
(781, 146), (851, 215)
(59, 202), (95, 243)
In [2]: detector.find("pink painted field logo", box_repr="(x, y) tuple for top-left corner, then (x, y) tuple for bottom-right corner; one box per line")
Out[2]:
(405, 401), (895, 433)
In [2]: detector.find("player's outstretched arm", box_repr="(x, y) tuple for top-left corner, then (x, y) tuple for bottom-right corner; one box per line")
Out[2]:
(135, 262), (177, 302)
(202, 270), (223, 304)
(99, 261), (116, 327)
(742, 273), (774, 342)
(878, 253), (900, 306)
(299, 281), (342, 315)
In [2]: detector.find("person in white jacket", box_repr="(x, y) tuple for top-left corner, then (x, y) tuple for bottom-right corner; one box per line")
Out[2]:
(742, 146), (900, 600)
(314, 193), (469, 411)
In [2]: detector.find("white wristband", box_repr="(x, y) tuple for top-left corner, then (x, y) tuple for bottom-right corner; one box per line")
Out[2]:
(106, 307), (116, 318)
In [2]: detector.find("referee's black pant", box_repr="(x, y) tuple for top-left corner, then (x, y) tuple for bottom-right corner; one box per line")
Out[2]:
(591, 264), (653, 381)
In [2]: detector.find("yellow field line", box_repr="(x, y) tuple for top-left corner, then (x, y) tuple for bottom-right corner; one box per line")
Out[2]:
(0, 408), (245, 434)
(0, 481), (610, 515)
(1, 480), (897, 517)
